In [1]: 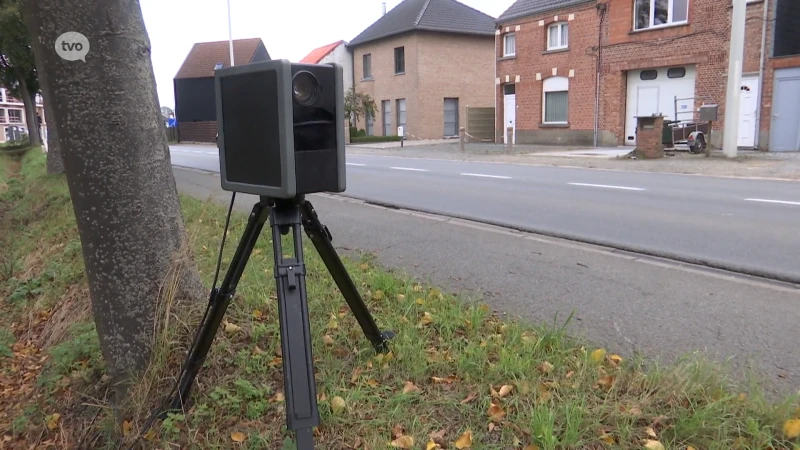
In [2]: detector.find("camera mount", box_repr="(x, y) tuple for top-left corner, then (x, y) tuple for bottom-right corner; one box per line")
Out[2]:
(167, 196), (394, 449)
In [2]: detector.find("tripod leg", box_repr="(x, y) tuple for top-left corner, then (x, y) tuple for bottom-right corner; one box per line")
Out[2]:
(169, 199), (271, 412)
(271, 200), (320, 450)
(299, 200), (394, 352)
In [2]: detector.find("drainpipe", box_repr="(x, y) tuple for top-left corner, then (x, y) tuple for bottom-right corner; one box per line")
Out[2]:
(495, 25), (499, 143)
(594, 3), (607, 147)
(755, 0), (769, 150)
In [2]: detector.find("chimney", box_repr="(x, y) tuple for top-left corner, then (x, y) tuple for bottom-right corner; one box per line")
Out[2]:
(382, 2), (387, 15)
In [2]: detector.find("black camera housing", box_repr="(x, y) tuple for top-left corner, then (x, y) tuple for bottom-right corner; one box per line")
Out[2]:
(214, 59), (346, 198)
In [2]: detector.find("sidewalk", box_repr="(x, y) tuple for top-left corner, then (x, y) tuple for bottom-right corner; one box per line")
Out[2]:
(347, 142), (800, 181)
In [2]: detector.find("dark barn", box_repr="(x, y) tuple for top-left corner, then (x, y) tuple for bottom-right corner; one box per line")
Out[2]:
(173, 38), (271, 143)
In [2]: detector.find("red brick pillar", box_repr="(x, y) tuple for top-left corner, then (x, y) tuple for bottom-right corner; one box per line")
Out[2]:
(634, 116), (665, 159)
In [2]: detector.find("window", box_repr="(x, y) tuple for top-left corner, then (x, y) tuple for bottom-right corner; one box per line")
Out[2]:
(0, 88), (5, 103)
(382, 100), (392, 136)
(542, 77), (568, 124)
(366, 114), (374, 136)
(363, 54), (372, 79)
(634, 0), (689, 31)
(667, 67), (686, 78)
(394, 47), (405, 74)
(213, 62), (224, 70)
(503, 84), (516, 95)
(396, 99), (406, 133)
(547, 22), (569, 50)
(443, 98), (459, 136)
(640, 69), (658, 80)
(503, 33), (516, 57)
(0, 109), (6, 123)
(8, 109), (22, 123)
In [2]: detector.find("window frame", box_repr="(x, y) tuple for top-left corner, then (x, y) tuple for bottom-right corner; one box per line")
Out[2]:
(542, 76), (569, 125)
(362, 53), (373, 80)
(394, 47), (405, 75)
(503, 33), (516, 57)
(547, 22), (569, 51)
(633, 0), (690, 32)
(7, 108), (23, 123)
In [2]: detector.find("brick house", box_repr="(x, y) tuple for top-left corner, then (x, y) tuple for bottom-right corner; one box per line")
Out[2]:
(0, 87), (45, 143)
(347, 0), (496, 139)
(173, 38), (271, 143)
(299, 40), (354, 98)
(495, 0), (800, 151)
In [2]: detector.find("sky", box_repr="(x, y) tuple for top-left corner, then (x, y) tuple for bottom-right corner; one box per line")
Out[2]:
(139, 0), (514, 110)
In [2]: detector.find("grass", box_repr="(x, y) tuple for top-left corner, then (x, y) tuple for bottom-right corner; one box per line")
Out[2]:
(350, 135), (404, 144)
(1, 150), (799, 449)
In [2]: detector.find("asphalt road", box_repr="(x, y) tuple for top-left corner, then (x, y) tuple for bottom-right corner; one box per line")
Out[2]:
(173, 167), (800, 396)
(169, 144), (800, 283)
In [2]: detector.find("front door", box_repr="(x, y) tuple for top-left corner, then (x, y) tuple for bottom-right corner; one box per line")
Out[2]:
(503, 90), (516, 144)
(444, 98), (459, 137)
(770, 68), (800, 152)
(738, 76), (759, 148)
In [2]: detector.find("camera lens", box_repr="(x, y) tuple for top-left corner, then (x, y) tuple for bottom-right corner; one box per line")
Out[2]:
(292, 71), (319, 106)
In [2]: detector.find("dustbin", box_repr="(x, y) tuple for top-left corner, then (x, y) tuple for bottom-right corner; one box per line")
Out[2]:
(662, 120), (676, 147)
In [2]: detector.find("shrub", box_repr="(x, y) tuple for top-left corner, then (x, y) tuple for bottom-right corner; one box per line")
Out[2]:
(350, 135), (403, 143)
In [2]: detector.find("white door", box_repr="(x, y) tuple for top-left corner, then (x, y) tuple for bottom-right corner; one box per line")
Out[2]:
(738, 77), (759, 148)
(504, 94), (516, 144)
(625, 65), (697, 145)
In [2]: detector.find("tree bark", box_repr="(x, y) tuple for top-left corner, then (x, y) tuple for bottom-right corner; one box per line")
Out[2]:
(22, 0), (204, 393)
(36, 67), (65, 174)
(15, 70), (42, 147)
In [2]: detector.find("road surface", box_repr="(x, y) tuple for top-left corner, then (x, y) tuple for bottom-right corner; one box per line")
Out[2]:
(173, 167), (800, 396)
(169, 144), (800, 283)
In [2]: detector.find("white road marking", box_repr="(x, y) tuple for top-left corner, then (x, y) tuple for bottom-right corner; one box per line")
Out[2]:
(568, 182), (645, 191)
(390, 167), (429, 172)
(346, 163), (366, 166)
(745, 198), (800, 206)
(461, 173), (512, 179)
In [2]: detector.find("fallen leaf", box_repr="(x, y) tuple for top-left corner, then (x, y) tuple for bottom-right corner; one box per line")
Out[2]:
(402, 381), (421, 394)
(396, 294), (406, 302)
(231, 431), (246, 442)
(596, 375), (615, 389)
(351, 367), (363, 383)
(431, 376), (457, 384)
(367, 379), (379, 387)
(144, 429), (156, 440)
(328, 317), (339, 330)
(426, 441), (438, 450)
(512, 436), (522, 446)
(785, 419), (800, 439)
(359, 263), (369, 271)
(645, 427), (658, 439)
(498, 384), (514, 398)
(538, 361), (554, 374)
(390, 435), (414, 448)
(599, 433), (615, 444)
(322, 335), (335, 345)
(524, 445), (540, 450)
(454, 430), (473, 449)
(253, 345), (266, 355)
(566, 370), (575, 379)
(686, 447), (697, 450)
(392, 424), (405, 439)
(331, 396), (346, 414)
(224, 321), (241, 334)
(591, 348), (606, 363)
(416, 298), (425, 305)
(272, 391), (285, 402)
(460, 391), (478, 404)
(643, 440), (665, 450)
(420, 312), (433, 325)
(430, 428), (447, 443)
(609, 354), (624, 365)
(374, 290), (385, 300)
(252, 309), (263, 319)
(488, 404), (506, 422)
(122, 420), (132, 437)
(45, 413), (60, 431)
(488, 422), (495, 432)
(413, 285), (423, 292)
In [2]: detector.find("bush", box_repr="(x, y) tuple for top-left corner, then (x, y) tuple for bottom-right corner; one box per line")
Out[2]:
(348, 127), (366, 138)
(350, 135), (403, 144)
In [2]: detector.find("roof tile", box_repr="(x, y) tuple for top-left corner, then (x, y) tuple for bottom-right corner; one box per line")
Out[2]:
(299, 40), (345, 64)
(497, 0), (594, 23)
(175, 38), (266, 79)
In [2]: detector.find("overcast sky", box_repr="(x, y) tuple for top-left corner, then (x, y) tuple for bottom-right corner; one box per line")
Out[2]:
(139, 0), (514, 110)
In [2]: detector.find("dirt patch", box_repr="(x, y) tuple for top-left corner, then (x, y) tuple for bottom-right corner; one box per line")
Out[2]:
(37, 284), (91, 350)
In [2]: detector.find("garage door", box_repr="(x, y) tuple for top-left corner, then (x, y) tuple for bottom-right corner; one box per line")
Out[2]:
(625, 65), (696, 146)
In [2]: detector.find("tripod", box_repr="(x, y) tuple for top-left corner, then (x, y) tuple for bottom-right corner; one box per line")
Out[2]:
(167, 195), (394, 449)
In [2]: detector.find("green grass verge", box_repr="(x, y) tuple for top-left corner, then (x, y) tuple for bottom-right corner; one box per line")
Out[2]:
(350, 135), (404, 144)
(1, 151), (799, 449)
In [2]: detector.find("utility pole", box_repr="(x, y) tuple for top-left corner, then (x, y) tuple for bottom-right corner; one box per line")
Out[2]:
(227, 0), (235, 66)
(722, 0), (747, 158)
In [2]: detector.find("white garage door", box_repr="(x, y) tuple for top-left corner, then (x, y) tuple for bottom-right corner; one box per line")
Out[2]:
(625, 65), (696, 146)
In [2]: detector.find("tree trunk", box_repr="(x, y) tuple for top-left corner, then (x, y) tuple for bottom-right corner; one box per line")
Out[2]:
(37, 68), (65, 174)
(16, 71), (42, 147)
(23, 0), (204, 393)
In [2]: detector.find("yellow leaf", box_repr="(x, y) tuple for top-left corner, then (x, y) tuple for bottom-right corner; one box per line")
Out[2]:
(144, 429), (156, 440)
(487, 422), (496, 432)
(224, 321), (241, 334)
(351, 367), (363, 383)
(416, 298), (425, 305)
(431, 375), (457, 384)
(328, 318), (339, 330)
(420, 312), (433, 325)
(687, 447), (697, 450)
(488, 404), (506, 422)
(643, 440), (665, 450)
(252, 309), (263, 319)
(231, 431), (246, 442)
(397, 294), (406, 302)
(322, 335), (335, 345)
(454, 429), (473, 449)
(413, 285), (423, 292)
(498, 384), (514, 398)
(785, 419), (800, 439)
(599, 433), (615, 444)
(426, 440), (438, 450)
(390, 435), (414, 448)
(609, 354), (624, 365)
(402, 381), (421, 394)
(122, 420), (132, 437)
(331, 396), (346, 415)
(591, 348), (606, 363)
(46, 413), (60, 431)
(538, 361), (554, 374)
(367, 379), (379, 387)
(596, 375), (615, 389)
(374, 290), (385, 300)
(272, 391), (285, 402)
(645, 427), (657, 439)
(359, 263), (369, 271)
(524, 445), (540, 450)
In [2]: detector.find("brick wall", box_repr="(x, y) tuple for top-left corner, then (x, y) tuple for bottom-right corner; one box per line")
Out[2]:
(352, 31), (495, 139)
(179, 121), (216, 143)
(497, 0), (795, 149)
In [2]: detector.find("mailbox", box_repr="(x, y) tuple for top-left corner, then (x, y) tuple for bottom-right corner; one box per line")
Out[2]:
(699, 104), (718, 122)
